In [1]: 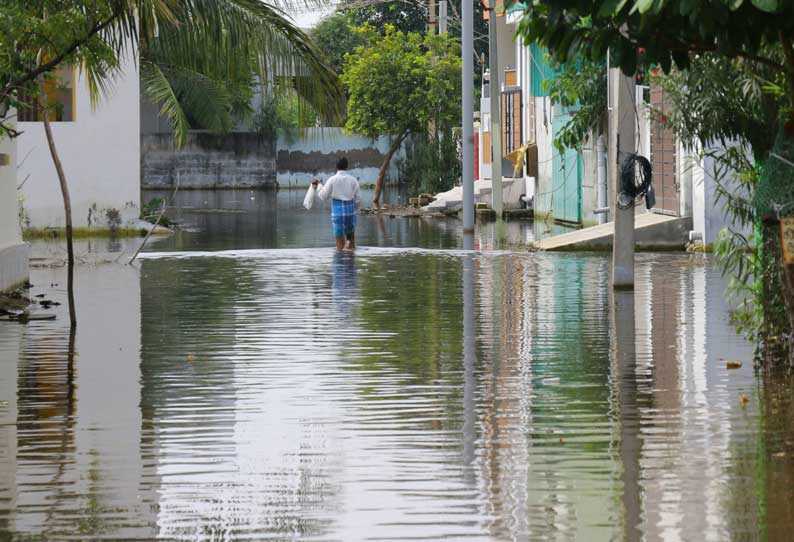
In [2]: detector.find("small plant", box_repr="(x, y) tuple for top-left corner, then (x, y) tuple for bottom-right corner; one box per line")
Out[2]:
(104, 208), (121, 230)
(139, 198), (172, 227)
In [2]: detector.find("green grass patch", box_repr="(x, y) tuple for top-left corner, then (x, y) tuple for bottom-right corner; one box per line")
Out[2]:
(23, 227), (148, 240)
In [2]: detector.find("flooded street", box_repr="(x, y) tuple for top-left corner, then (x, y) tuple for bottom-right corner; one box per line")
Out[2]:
(0, 189), (791, 541)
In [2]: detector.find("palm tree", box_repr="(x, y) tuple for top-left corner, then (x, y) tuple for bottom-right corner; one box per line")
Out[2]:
(140, 0), (343, 147)
(4, 0), (340, 328)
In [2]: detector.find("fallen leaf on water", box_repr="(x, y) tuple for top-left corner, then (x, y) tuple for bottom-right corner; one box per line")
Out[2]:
(186, 354), (195, 362)
(739, 395), (750, 405)
(726, 361), (743, 369)
(559, 438), (565, 444)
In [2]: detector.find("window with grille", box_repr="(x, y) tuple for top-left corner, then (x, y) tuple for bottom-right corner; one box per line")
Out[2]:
(501, 88), (521, 156)
(17, 66), (75, 122)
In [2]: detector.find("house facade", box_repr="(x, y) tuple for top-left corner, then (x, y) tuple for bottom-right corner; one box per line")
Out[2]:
(480, 6), (749, 246)
(16, 51), (140, 230)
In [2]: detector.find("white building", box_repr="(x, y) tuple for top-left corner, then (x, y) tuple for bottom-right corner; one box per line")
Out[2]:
(0, 115), (29, 292)
(16, 52), (140, 230)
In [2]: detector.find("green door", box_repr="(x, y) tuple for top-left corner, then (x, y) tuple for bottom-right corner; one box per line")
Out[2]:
(551, 105), (583, 224)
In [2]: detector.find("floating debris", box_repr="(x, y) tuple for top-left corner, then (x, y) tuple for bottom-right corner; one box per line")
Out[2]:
(0, 312), (57, 323)
(725, 360), (743, 369)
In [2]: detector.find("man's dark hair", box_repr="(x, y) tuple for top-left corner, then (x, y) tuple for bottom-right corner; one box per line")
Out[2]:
(336, 157), (349, 171)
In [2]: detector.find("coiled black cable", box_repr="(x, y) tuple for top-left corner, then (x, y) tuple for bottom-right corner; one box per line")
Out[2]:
(617, 154), (653, 209)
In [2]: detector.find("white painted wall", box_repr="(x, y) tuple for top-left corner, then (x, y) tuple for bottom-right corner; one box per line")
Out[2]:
(692, 146), (753, 245)
(276, 128), (405, 188)
(534, 97), (554, 215)
(479, 95), (492, 181)
(17, 50), (140, 229)
(581, 135), (599, 225)
(0, 114), (29, 292)
(0, 127), (21, 249)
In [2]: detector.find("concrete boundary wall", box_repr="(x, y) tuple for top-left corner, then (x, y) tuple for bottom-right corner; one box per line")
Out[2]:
(141, 132), (276, 189)
(276, 128), (404, 188)
(141, 128), (404, 190)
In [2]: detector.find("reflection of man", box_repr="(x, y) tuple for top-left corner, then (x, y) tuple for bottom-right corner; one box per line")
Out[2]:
(332, 251), (358, 320)
(312, 157), (361, 251)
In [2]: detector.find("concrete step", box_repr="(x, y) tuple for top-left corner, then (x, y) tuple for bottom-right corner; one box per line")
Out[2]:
(422, 178), (521, 211)
(534, 212), (693, 251)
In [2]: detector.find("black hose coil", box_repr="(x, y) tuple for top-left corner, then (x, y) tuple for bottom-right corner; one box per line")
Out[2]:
(617, 154), (653, 210)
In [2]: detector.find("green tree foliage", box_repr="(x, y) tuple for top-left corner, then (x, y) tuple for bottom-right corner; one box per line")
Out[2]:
(335, 0), (488, 82)
(310, 12), (369, 75)
(340, 0), (426, 35)
(651, 51), (789, 358)
(0, 0), (172, 138)
(654, 54), (783, 157)
(543, 57), (607, 153)
(341, 28), (462, 205)
(514, 1), (793, 81)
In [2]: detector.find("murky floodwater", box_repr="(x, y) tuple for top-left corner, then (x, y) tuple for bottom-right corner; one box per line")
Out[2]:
(0, 189), (791, 541)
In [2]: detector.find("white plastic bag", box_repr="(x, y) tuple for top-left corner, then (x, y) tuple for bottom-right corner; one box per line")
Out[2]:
(303, 184), (317, 210)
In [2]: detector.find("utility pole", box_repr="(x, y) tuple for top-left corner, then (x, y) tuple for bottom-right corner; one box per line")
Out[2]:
(609, 59), (637, 289)
(461, 0), (474, 235)
(487, 2), (503, 216)
(439, 0), (448, 34)
(428, 0), (436, 34)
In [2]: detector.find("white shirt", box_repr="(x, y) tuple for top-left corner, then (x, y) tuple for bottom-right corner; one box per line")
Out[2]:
(317, 171), (361, 205)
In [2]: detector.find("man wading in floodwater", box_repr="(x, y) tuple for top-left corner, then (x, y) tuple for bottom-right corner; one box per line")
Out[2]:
(312, 157), (361, 251)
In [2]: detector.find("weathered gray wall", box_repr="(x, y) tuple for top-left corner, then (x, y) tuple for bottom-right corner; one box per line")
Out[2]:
(276, 128), (405, 188)
(142, 132), (276, 189)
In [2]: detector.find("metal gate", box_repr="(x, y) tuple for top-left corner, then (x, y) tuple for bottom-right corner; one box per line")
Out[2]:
(551, 105), (582, 224)
(649, 87), (679, 215)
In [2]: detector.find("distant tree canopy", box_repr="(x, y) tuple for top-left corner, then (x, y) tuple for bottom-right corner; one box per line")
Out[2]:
(309, 11), (369, 75)
(315, 1), (488, 78)
(341, 0), (426, 35)
(341, 28), (461, 205)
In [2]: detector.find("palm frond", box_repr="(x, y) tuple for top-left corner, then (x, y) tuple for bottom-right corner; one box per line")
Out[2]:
(141, 60), (191, 147)
(163, 64), (237, 133)
(144, 0), (344, 125)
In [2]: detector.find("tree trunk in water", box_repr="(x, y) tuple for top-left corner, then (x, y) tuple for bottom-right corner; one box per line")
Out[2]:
(373, 132), (408, 209)
(40, 88), (77, 329)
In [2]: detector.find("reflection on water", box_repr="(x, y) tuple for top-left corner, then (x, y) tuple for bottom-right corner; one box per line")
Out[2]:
(0, 192), (789, 540)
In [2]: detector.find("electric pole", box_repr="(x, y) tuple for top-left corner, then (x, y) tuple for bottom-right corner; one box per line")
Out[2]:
(488, 2), (503, 216)
(462, 0), (474, 235)
(428, 0), (436, 34)
(439, 0), (448, 34)
(610, 60), (637, 289)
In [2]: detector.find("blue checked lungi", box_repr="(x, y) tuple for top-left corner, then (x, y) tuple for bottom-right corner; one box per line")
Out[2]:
(331, 199), (357, 237)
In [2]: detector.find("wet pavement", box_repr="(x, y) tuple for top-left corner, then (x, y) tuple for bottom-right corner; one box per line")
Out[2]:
(0, 189), (790, 541)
